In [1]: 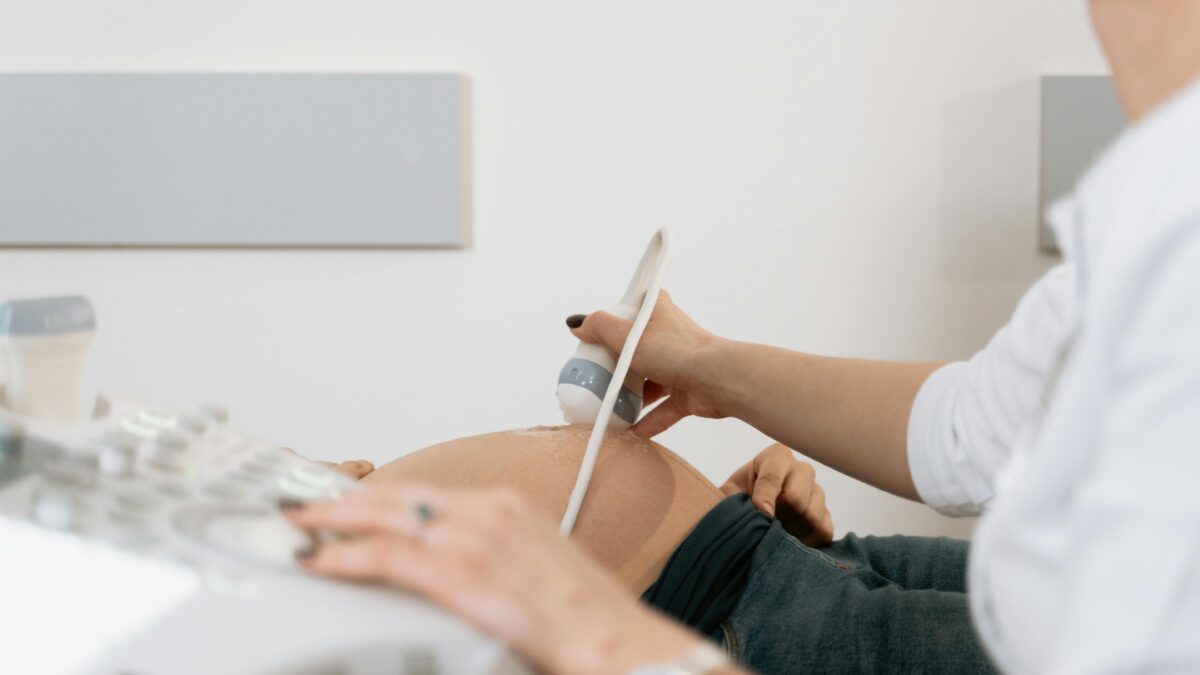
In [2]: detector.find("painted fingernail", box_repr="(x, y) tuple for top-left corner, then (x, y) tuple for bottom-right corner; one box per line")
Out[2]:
(279, 498), (306, 512)
(566, 314), (586, 329)
(295, 544), (318, 560)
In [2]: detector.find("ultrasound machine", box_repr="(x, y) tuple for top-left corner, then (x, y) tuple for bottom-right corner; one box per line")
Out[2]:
(0, 296), (529, 675)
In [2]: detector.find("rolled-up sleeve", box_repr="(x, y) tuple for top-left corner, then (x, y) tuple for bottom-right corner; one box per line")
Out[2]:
(907, 264), (1076, 516)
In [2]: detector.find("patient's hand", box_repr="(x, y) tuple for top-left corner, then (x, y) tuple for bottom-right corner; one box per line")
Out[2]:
(329, 459), (375, 480)
(721, 443), (834, 546)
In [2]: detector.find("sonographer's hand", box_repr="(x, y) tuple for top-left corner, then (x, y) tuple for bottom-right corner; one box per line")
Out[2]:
(284, 484), (729, 675)
(721, 443), (834, 547)
(567, 290), (730, 438)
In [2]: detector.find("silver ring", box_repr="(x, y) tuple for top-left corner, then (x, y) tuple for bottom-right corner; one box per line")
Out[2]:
(414, 501), (437, 528)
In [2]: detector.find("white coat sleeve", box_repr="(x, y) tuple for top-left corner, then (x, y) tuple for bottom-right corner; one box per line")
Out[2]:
(906, 264), (1076, 516)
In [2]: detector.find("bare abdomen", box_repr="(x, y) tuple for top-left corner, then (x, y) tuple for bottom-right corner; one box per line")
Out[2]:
(363, 426), (724, 591)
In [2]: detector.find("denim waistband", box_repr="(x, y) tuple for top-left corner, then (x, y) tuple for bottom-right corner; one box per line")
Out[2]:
(640, 492), (784, 636)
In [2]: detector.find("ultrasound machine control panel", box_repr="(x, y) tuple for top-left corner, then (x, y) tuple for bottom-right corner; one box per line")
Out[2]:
(0, 296), (528, 675)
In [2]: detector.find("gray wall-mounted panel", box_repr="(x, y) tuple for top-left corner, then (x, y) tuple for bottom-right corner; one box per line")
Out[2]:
(1040, 75), (1125, 251)
(0, 74), (470, 247)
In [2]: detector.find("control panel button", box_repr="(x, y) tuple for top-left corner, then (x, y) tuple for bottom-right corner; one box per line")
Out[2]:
(290, 463), (340, 488)
(137, 407), (178, 428)
(155, 481), (190, 499)
(97, 436), (138, 477)
(146, 431), (188, 470)
(41, 454), (98, 489)
(177, 414), (207, 435)
(238, 460), (273, 477)
(112, 490), (156, 512)
(253, 448), (287, 466)
(175, 505), (314, 568)
(198, 403), (230, 424)
(204, 483), (244, 500)
(31, 488), (81, 531)
(276, 475), (329, 500)
(107, 508), (148, 528)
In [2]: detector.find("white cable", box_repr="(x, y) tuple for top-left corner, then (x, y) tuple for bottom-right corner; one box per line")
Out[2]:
(559, 227), (674, 535)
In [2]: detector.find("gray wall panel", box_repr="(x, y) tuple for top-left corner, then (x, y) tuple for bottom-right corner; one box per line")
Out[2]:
(1040, 75), (1125, 252)
(0, 74), (469, 247)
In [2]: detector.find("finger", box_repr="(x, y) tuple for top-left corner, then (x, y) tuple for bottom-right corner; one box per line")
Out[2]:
(285, 485), (447, 536)
(750, 468), (785, 520)
(801, 512), (834, 548)
(632, 397), (689, 438)
(334, 460), (375, 480)
(806, 485), (834, 545)
(642, 381), (670, 406)
(777, 463), (816, 519)
(569, 310), (633, 353)
(300, 533), (450, 601)
(796, 485), (831, 546)
(719, 481), (740, 496)
(299, 533), (405, 580)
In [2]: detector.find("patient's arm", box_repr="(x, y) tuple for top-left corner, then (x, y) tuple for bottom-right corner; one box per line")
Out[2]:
(362, 425), (724, 592)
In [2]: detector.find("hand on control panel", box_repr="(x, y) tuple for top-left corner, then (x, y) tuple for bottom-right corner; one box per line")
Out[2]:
(284, 484), (721, 675)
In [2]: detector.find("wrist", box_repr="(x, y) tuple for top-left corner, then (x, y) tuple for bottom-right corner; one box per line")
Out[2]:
(540, 605), (706, 675)
(693, 337), (749, 420)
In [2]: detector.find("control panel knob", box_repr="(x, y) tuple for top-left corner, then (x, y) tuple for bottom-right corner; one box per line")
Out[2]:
(146, 431), (188, 469)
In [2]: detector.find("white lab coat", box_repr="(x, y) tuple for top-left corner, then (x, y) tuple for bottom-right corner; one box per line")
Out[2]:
(907, 76), (1200, 673)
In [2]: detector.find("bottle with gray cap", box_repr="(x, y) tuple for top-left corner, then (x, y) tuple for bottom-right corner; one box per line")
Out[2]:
(0, 296), (96, 422)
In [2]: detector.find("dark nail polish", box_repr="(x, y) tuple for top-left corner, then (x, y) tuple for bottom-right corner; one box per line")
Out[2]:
(566, 314), (586, 329)
(295, 544), (318, 560)
(279, 498), (306, 512)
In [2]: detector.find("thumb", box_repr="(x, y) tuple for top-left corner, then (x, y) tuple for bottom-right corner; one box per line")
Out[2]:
(633, 396), (689, 438)
(570, 310), (633, 353)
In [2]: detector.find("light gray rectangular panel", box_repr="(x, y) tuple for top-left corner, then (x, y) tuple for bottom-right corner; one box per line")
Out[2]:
(0, 74), (470, 247)
(1040, 75), (1125, 251)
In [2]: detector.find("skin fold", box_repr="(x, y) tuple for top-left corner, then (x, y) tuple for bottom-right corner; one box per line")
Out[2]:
(362, 425), (724, 592)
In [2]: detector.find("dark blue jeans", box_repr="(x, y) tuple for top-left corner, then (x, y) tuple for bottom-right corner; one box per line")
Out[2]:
(712, 533), (996, 674)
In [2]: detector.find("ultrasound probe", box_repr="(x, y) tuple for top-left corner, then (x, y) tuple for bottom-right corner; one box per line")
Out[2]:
(557, 228), (673, 535)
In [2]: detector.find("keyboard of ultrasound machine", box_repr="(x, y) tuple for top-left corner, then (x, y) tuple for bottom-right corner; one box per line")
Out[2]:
(2, 395), (357, 572)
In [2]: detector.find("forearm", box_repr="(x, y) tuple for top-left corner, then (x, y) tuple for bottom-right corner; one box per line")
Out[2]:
(705, 339), (942, 500)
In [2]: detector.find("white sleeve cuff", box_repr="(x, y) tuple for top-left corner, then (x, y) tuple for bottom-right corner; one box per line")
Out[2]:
(907, 362), (984, 517)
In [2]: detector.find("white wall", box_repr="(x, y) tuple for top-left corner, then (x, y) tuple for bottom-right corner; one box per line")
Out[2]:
(0, 1), (1107, 539)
